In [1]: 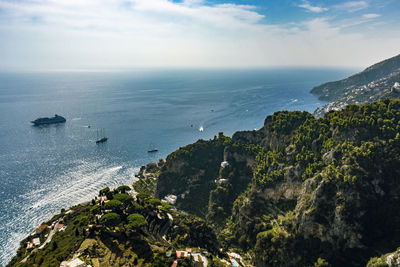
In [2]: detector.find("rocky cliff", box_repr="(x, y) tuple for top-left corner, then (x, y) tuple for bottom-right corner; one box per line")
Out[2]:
(156, 99), (400, 266)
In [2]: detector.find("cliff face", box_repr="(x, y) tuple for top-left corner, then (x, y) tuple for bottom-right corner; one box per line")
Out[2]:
(155, 133), (257, 227)
(311, 54), (400, 116)
(247, 101), (400, 266)
(156, 137), (227, 218)
(156, 99), (400, 266)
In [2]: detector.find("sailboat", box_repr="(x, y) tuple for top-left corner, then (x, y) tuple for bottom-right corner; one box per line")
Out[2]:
(96, 129), (108, 144)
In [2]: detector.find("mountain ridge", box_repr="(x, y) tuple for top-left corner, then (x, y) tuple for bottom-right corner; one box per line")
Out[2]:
(311, 54), (400, 116)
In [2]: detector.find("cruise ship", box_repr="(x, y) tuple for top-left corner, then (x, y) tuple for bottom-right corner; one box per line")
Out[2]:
(31, 114), (66, 126)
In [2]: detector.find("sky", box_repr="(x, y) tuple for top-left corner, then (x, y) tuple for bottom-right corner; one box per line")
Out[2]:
(0, 0), (399, 70)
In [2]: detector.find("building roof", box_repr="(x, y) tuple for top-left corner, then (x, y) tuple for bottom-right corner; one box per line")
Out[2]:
(36, 224), (48, 231)
(176, 251), (188, 258)
(33, 238), (40, 246)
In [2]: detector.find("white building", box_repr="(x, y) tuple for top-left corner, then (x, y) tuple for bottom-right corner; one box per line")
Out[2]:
(220, 161), (229, 168)
(162, 194), (177, 205)
(32, 238), (40, 246)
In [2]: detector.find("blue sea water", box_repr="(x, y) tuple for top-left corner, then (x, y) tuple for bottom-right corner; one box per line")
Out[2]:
(0, 68), (353, 265)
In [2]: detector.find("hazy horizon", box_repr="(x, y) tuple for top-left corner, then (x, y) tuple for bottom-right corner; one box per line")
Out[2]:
(0, 65), (361, 73)
(1, 0), (400, 70)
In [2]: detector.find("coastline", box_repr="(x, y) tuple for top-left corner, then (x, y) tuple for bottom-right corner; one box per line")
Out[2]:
(9, 98), (400, 266)
(0, 68), (351, 266)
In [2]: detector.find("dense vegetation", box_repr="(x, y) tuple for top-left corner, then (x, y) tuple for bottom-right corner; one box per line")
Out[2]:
(249, 102), (400, 265)
(156, 134), (231, 217)
(8, 183), (220, 267)
(155, 99), (400, 266)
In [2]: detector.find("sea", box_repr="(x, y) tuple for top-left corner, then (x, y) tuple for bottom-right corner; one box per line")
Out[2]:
(0, 68), (353, 265)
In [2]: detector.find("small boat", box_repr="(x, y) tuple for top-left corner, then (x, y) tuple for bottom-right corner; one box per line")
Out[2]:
(148, 148), (158, 153)
(96, 137), (108, 144)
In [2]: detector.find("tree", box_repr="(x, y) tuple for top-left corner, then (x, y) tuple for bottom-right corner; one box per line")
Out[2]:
(104, 200), (123, 211)
(147, 198), (162, 208)
(136, 193), (150, 204)
(100, 213), (121, 227)
(116, 185), (131, 194)
(99, 187), (113, 199)
(127, 203), (144, 214)
(127, 213), (147, 230)
(113, 193), (133, 206)
(90, 204), (101, 215)
(99, 187), (110, 196)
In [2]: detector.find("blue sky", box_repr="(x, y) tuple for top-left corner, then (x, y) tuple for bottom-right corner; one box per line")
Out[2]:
(0, 0), (399, 70)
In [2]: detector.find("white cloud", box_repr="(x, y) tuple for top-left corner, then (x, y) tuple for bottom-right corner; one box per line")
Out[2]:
(334, 1), (369, 12)
(298, 1), (328, 13)
(0, 0), (399, 70)
(362, 13), (381, 19)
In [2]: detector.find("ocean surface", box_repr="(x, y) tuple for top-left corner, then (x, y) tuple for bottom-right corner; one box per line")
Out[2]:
(0, 68), (353, 265)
